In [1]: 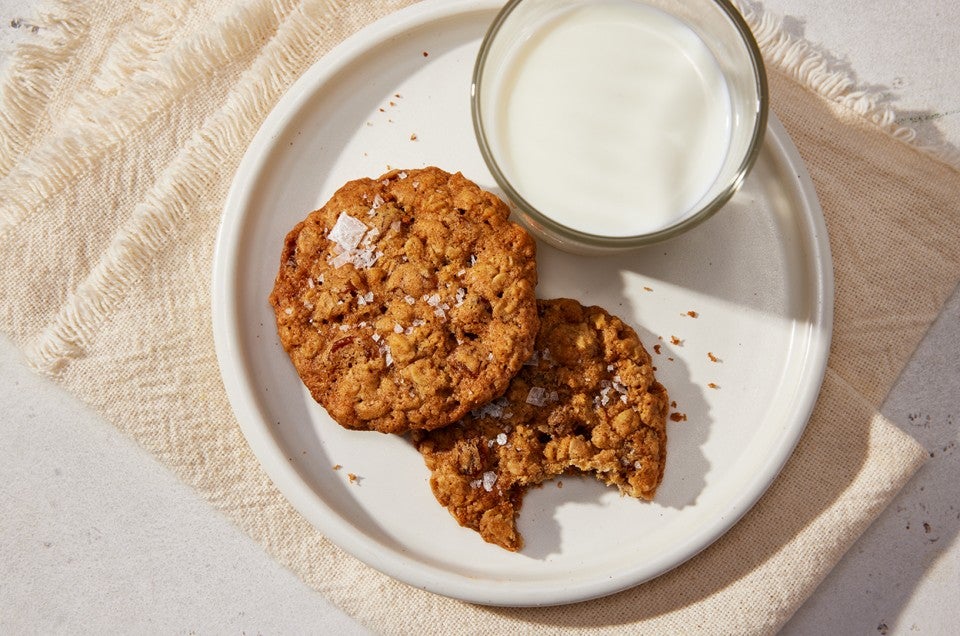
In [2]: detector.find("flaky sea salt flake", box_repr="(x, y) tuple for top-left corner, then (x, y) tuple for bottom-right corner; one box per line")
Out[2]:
(361, 226), (380, 247)
(473, 401), (503, 419)
(526, 387), (548, 406)
(357, 291), (374, 306)
(380, 342), (393, 367)
(328, 249), (354, 269)
(482, 471), (497, 492)
(328, 212), (368, 250)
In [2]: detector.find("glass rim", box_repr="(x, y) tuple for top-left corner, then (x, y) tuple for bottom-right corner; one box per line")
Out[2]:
(470, 0), (770, 249)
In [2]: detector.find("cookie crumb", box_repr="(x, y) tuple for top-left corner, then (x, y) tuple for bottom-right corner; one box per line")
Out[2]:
(348, 473), (359, 483)
(643, 286), (653, 292)
(686, 310), (698, 318)
(332, 464), (342, 470)
(669, 412), (687, 422)
(410, 133), (418, 141)
(670, 335), (682, 346)
(653, 344), (661, 355)
(707, 382), (719, 389)
(708, 351), (720, 362)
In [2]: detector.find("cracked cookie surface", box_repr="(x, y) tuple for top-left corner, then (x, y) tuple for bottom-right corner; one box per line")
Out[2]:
(412, 298), (669, 551)
(269, 167), (539, 434)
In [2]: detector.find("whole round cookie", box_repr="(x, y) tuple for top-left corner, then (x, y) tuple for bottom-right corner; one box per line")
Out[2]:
(412, 298), (669, 551)
(269, 167), (539, 434)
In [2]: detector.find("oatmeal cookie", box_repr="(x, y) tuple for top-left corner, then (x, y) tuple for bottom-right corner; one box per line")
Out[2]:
(269, 167), (539, 434)
(413, 298), (669, 551)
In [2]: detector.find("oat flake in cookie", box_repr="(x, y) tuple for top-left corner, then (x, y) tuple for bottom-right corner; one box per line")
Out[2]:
(269, 167), (539, 434)
(412, 298), (669, 551)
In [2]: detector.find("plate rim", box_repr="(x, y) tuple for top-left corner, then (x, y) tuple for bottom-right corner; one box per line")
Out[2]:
(211, 0), (834, 607)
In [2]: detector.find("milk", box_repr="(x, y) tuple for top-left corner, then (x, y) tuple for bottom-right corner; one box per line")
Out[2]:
(489, 1), (732, 237)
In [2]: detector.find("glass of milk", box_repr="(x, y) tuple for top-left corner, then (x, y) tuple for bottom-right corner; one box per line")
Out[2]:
(472, 0), (768, 254)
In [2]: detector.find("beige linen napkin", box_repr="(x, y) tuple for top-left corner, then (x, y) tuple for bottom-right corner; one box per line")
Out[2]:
(1, 1), (956, 633)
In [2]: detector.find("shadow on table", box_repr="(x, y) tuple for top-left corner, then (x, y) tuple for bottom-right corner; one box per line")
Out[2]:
(746, 0), (960, 162)
(781, 281), (960, 634)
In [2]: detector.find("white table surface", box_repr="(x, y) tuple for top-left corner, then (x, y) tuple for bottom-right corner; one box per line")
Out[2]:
(2, 1), (958, 633)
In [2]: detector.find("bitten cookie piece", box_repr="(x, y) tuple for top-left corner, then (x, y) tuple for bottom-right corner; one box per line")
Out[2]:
(413, 298), (669, 551)
(269, 167), (539, 434)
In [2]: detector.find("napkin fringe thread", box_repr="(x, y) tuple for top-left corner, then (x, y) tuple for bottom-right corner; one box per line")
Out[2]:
(87, 0), (194, 101)
(738, 1), (960, 169)
(0, 0), (88, 177)
(12, 0), (353, 376)
(0, 0), (300, 239)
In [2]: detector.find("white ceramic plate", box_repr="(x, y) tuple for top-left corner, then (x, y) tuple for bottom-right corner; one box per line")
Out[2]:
(212, 0), (833, 607)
